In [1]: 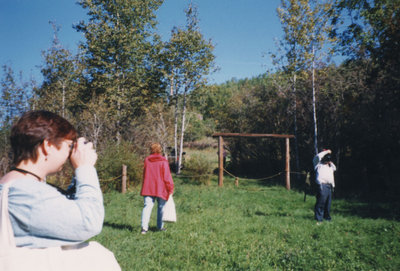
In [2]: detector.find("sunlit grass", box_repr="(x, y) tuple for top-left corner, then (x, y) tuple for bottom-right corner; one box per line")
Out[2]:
(95, 177), (400, 270)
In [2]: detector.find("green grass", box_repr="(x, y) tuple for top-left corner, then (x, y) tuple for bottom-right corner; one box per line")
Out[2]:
(94, 177), (400, 271)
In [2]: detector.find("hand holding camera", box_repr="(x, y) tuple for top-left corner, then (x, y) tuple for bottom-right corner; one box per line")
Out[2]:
(70, 137), (97, 168)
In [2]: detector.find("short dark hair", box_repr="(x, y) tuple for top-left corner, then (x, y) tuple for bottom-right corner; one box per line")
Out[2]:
(10, 110), (77, 165)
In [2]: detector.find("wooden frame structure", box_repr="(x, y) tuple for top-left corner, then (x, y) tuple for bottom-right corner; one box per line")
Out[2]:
(212, 133), (295, 190)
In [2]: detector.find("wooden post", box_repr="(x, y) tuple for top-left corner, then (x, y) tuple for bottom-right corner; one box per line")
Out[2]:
(122, 164), (127, 194)
(212, 133), (294, 190)
(285, 138), (291, 190)
(218, 136), (224, 187)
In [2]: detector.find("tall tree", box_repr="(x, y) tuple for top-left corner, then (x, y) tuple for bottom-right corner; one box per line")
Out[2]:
(277, 0), (336, 155)
(307, 0), (336, 155)
(74, 0), (165, 141)
(0, 65), (30, 159)
(0, 65), (30, 127)
(37, 22), (77, 118)
(163, 4), (215, 173)
(276, 0), (310, 174)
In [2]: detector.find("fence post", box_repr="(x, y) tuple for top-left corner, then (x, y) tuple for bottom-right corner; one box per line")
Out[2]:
(285, 138), (291, 190)
(218, 136), (224, 187)
(122, 164), (127, 194)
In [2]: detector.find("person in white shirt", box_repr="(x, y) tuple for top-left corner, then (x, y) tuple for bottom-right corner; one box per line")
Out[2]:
(313, 149), (336, 222)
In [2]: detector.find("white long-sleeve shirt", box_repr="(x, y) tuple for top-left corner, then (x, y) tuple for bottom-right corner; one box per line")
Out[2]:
(313, 150), (336, 187)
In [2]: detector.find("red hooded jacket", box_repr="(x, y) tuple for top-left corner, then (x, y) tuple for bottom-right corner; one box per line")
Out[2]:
(140, 153), (174, 200)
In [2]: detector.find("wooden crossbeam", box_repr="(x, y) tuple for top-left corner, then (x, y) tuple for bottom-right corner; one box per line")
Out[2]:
(212, 132), (294, 138)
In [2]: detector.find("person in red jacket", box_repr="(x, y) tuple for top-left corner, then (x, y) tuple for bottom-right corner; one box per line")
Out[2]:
(140, 143), (174, 234)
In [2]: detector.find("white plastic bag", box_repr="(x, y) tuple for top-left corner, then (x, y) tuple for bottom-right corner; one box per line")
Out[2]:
(162, 195), (177, 222)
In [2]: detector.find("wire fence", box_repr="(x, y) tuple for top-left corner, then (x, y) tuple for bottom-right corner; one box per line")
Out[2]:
(100, 175), (122, 183)
(98, 164), (310, 190)
(177, 168), (308, 183)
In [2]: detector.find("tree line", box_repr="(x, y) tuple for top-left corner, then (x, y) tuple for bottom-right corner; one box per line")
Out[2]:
(0, 0), (214, 178)
(1, 0), (399, 200)
(190, 0), (399, 200)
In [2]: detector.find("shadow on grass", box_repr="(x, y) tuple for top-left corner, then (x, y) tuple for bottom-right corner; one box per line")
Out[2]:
(304, 192), (400, 221)
(255, 211), (294, 217)
(103, 222), (168, 233)
(334, 200), (400, 221)
(303, 191), (400, 221)
(103, 221), (135, 231)
(178, 170), (400, 221)
(236, 175), (400, 221)
(256, 175), (400, 221)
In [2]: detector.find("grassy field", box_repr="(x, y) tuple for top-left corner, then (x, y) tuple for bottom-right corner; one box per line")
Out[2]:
(94, 174), (400, 270)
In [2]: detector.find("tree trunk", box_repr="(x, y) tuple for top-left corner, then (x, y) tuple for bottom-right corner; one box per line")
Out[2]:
(312, 45), (318, 155)
(292, 73), (300, 180)
(62, 82), (65, 118)
(177, 87), (188, 175)
(174, 94), (179, 172)
(116, 83), (121, 145)
(159, 111), (168, 156)
(170, 75), (174, 97)
(170, 76), (179, 172)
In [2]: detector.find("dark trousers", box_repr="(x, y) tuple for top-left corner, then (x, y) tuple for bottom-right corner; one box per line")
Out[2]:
(314, 183), (332, 221)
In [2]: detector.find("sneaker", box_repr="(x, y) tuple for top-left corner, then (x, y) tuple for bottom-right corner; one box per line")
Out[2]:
(159, 228), (167, 232)
(141, 229), (148, 235)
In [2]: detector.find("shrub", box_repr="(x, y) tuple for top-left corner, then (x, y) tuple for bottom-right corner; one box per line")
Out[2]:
(185, 116), (215, 142)
(96, 140), (143, 192)
(183, 153), (213, 185)
(184, 137), (218, 150)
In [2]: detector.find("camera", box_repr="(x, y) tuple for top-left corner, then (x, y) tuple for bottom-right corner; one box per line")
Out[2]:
(321, 154), (332, 164)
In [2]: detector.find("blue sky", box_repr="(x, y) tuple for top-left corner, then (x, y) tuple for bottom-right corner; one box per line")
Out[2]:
(0, 0), (282, 85)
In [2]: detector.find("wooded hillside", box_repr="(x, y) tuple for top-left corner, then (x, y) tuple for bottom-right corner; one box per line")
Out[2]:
(1, 0), (399, 200)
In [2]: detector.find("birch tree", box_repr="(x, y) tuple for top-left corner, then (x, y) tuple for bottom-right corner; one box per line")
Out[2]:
(163, 4), (215, 173)
(277, 0), (336, 155)
(38, 22), (77, 118)
(276, 0), (310, 172)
